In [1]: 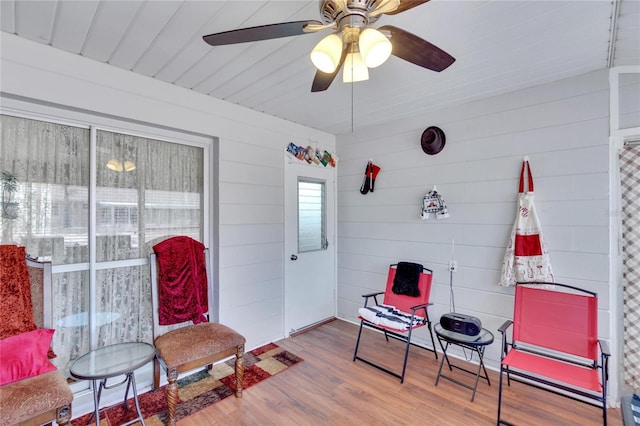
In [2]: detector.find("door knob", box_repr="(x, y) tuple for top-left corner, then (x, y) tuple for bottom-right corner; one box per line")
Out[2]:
(290, 254), (298, 261)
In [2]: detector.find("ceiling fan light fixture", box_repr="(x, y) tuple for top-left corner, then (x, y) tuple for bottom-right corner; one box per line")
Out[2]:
(106, 159), (124, 172)
(106, 159), (136, 172)
(343, 50), (369, 83)
(359, 28), (392, 68)
(310, 33), (343, 73)
(202, 0), (455, 93)
(123, 161), (136, 172)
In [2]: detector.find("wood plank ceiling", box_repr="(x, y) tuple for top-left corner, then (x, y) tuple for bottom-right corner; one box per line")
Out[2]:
(1, 0), (638, 135)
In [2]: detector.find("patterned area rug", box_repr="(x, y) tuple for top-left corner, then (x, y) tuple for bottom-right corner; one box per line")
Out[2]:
(71, 343), (303, 426)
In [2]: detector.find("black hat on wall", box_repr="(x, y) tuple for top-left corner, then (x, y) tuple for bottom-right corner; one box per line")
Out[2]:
(421, 126), (446, 155)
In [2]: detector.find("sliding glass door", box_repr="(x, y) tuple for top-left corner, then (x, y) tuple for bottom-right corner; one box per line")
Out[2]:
(0, 114), (205, 379)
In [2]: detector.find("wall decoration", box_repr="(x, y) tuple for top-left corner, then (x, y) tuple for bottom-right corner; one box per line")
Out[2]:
(304, 146), (316, 164)
(285, 142), (338, 168)
(499, 157), (554, 287)
(359, 160), (381, 195)
(420, 185), (449, 219)
(421, 126), (446, 155)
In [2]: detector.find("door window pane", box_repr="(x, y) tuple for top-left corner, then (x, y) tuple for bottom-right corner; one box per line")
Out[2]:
(298, 179), (326, 253)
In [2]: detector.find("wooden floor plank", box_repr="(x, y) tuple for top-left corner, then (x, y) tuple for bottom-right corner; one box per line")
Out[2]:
(180, 320), (622, 425)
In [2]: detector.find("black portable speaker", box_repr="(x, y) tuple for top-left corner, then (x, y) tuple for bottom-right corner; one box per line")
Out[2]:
(440, 312), (482, 336)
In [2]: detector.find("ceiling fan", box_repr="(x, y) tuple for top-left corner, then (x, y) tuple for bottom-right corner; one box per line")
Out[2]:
(203, 0), (455, 92)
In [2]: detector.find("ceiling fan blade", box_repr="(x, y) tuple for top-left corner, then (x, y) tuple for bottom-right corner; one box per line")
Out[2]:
(369, 0), (400, 17)
(384, 0), (430, 15)
(311, 46), (348, 92)
(203, 20), (323, 46)
(380, 25), (455, 72)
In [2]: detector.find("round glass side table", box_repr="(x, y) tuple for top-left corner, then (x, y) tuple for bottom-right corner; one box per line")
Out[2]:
(70, 342), (155, 426)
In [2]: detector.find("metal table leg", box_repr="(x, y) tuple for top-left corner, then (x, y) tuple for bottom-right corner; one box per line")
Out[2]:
(434, 336), (492, 402)
(119, 372), (146, 426)
(90, 379), (100, 425)
(86, 372), (146, 426)
(128, 372), (146, 426)
(435, 338), (452, 386)
(469, 347), (485, 402)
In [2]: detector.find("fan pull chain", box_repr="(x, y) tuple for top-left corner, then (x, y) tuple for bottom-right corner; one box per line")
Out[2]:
(351, 80), (354, 133)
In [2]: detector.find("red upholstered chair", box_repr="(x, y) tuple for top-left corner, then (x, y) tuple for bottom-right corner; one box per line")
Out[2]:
(0, 246), (73, 426)
(353, 263), (437, 383)
(149, 236), (245, 426)
(497, 282), (610, 425)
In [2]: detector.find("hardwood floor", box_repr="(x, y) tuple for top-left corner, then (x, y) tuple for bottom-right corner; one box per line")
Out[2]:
(180, 320), (622, 425)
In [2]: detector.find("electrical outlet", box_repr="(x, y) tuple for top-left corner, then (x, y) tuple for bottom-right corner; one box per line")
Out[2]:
(448, 260), (458, 272)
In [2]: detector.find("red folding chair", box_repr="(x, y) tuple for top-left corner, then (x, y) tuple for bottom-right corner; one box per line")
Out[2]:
(497, 282), (610, 425)
(353, 263), (437, 383)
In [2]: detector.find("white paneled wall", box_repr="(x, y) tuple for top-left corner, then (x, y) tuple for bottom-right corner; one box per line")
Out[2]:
(0, 33), (335, 352)
(619, 72), (640, 129)
(336, 70), (614, 380)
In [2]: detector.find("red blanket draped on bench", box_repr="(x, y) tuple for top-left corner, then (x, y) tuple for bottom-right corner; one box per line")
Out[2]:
(0, 245), (38, 339)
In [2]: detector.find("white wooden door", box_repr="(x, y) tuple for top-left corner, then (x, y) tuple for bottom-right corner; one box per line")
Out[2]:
(284, 160), (336, 336)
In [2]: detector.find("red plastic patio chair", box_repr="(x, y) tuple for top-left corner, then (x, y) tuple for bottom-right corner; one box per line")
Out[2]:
(497, 282), (610, 425)
(353, 263), (437, 383)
